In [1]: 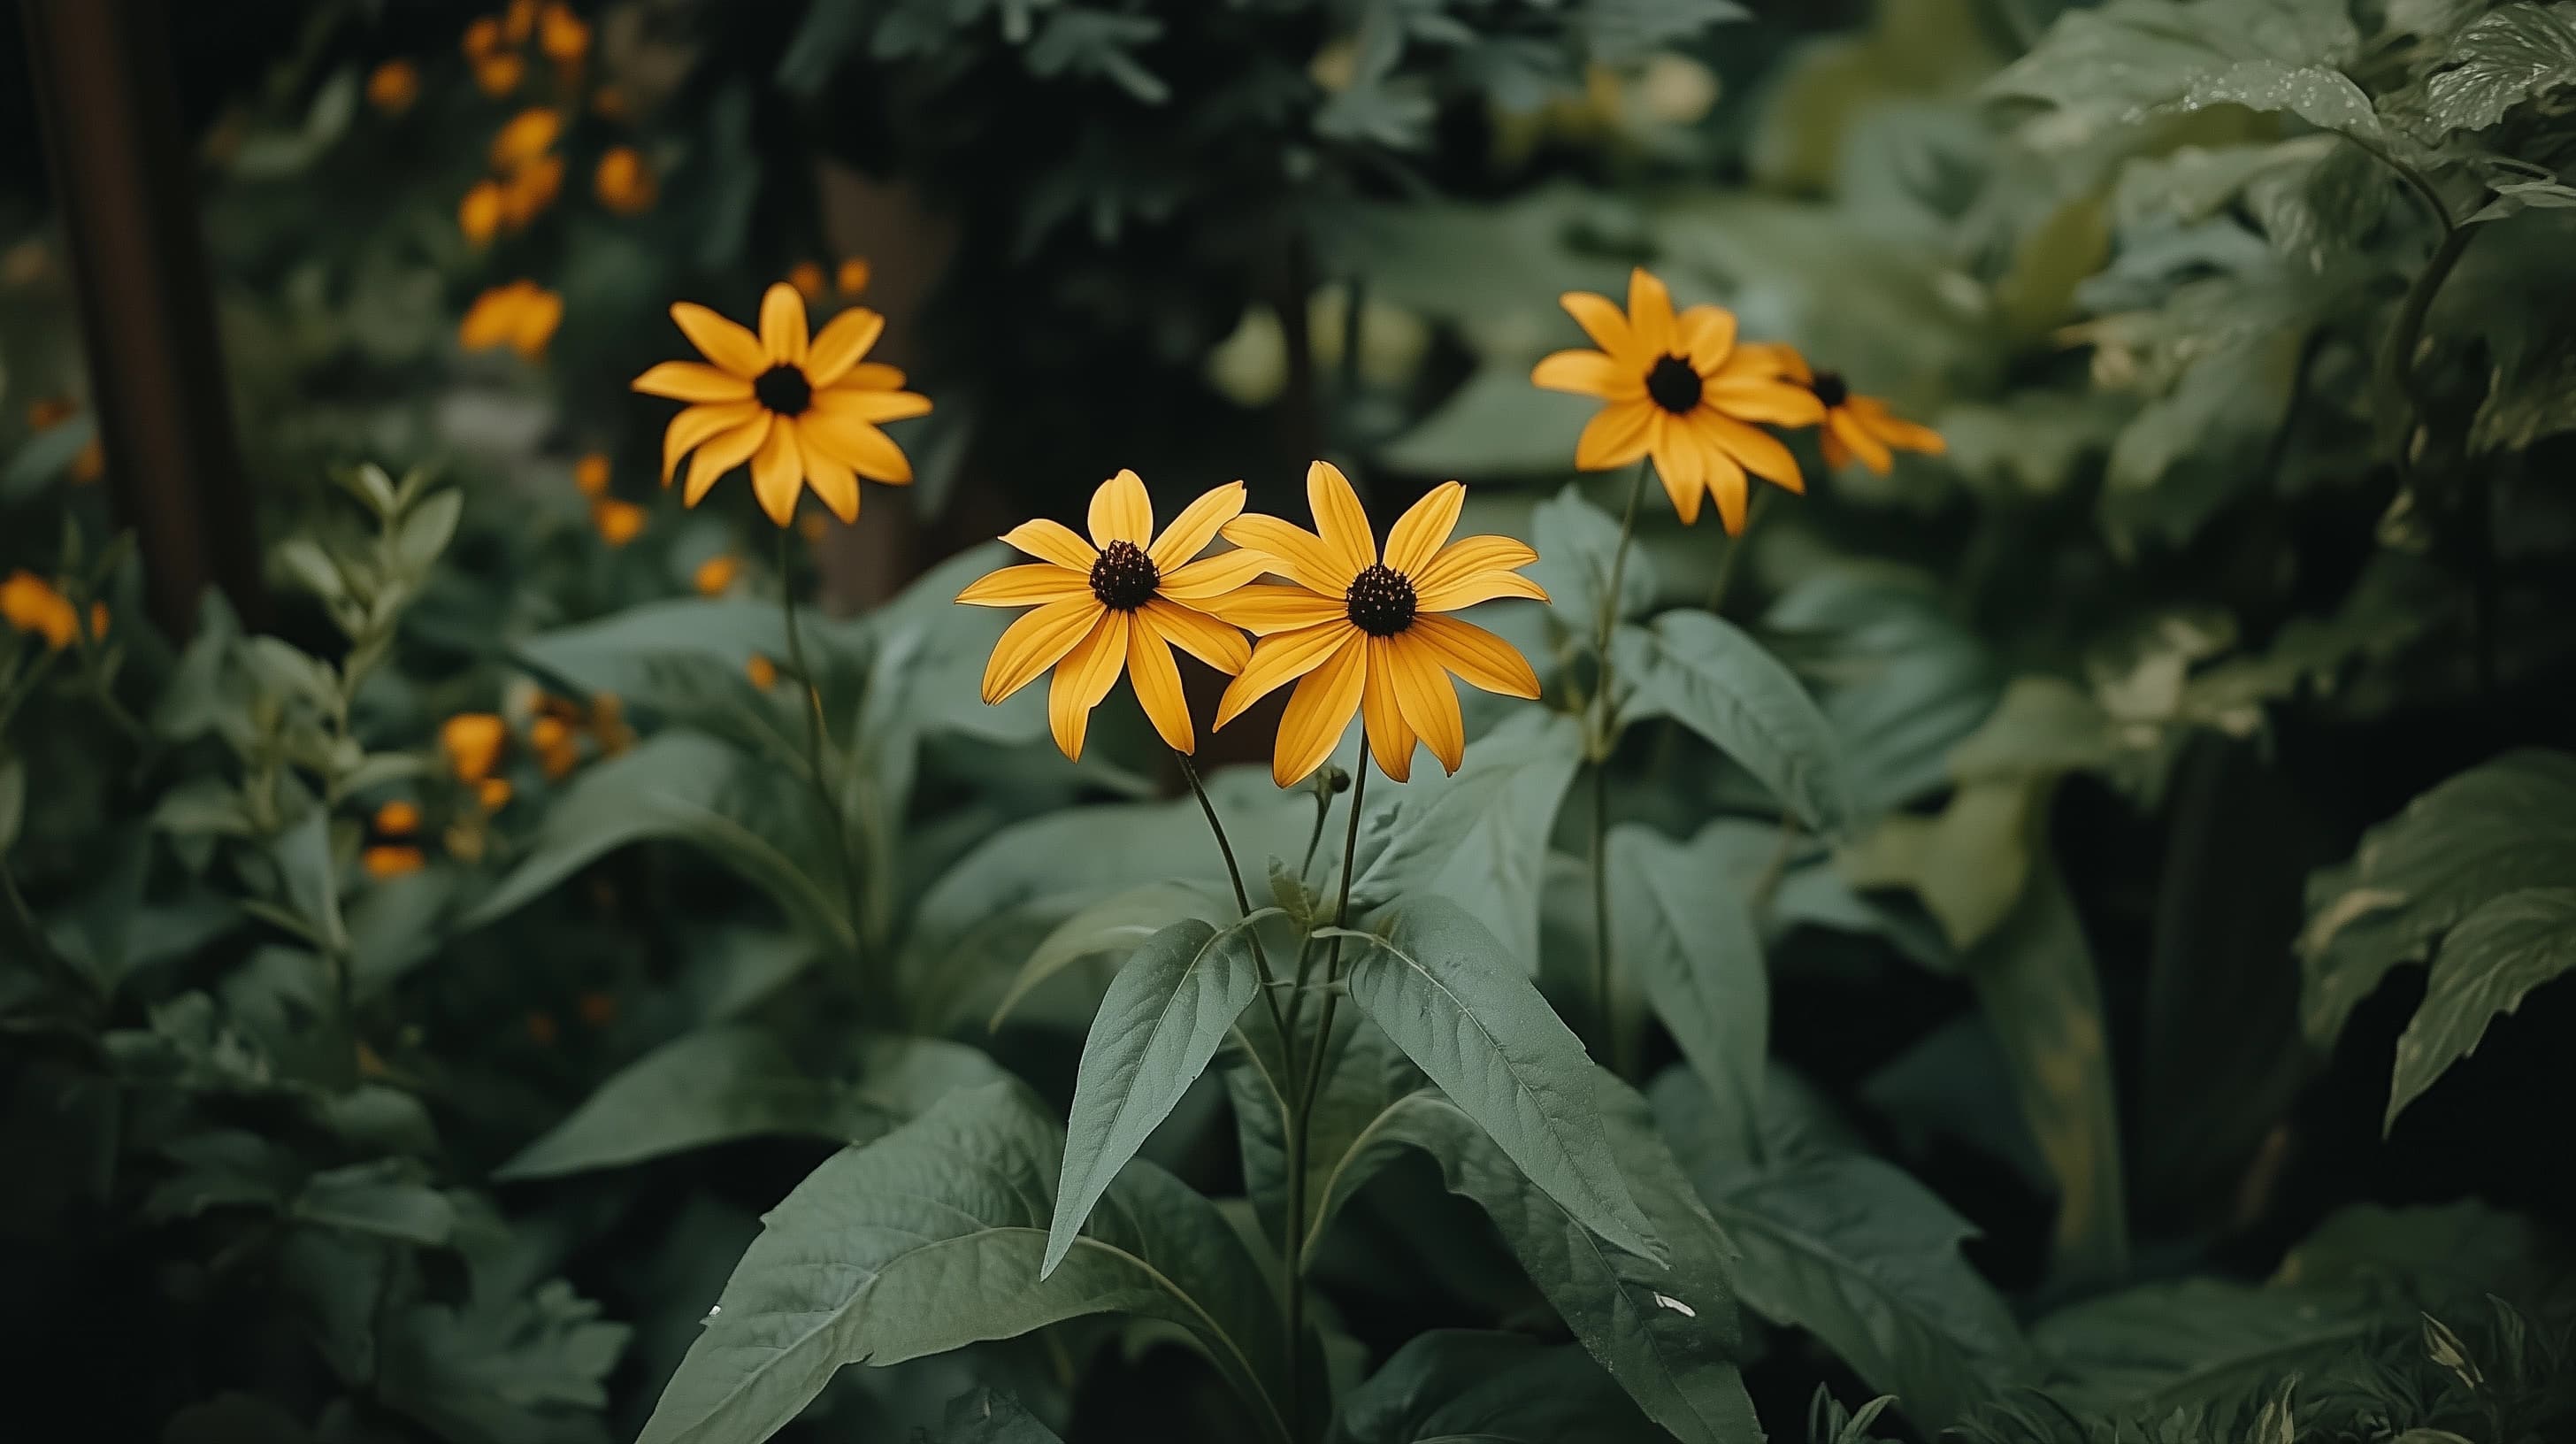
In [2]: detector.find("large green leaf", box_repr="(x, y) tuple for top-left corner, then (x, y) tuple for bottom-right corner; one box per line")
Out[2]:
(1613, 611), (1853, 836)
(1046, 915), (1270, 1275)
(1334, 896), (1662, 1261)
(496, 1025), (1004, 1179)
(2421, 3), (2576, 134)
(2385, 887), (2576, 1130)
(1314, 1081), (1760, 1444)
(636, 1082), (1292, 1444)
(1527, 483), (1658, 634)
(988, 879), (1233, 1029)
(1350, 710), (1584, 972)
(1340, 1331), (1668, 1444)
(1380, 364), (1606, 478)
(1984, 0), (2377, 150)
(1764, 576), (2002, 821)
(1607, 824), (1768, 1161)
(2028, 1278), (2388, 1414)
(1654, 1071), (2031, 1433)
(2300, 749), (2576, 1048)
(1225, 1002), (1422, 1253)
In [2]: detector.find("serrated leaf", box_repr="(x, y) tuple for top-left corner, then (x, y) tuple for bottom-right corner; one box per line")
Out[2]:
(1045, 914), (1272, 1275)
(1608, 824), (1768, 1160)
(1613, 611), (1852, 835)
(2385, 887), (2576, 1130)
(1333, 896), (1661, 1262)
(498, 1025), (1004, 1179)
(635, 1083), (1292, 1444)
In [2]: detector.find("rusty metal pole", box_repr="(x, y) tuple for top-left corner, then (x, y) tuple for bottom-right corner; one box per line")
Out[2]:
(19, 0), (264, 636)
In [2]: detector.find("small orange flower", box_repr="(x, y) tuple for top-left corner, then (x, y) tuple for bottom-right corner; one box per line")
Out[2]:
(592, 498), (646, 547)
(459, 181), (505, 244)
(479, 777), (514, 812)
(574, 452), (612, 496)
(694, 555), (740, 596)
(374, 800), (423, 836)
(747, 654), (778, 690)
(1754, 348), (1947, 476)
(2, 571), (82, 649)
(367, 60), (420, 114)
(836, 257), (870, 296)
(503, 0), (539, 44)
(364, 845), (427, 879)
(490, 107), (561, 171)
(500, 153), (565, 227)
(594, 146), (654, 213)
(460, 280), (563, 360)
(475, 53), (525, 96)
(788, 261), (827, 300)
(443, 712), (509, 783)
(538, 3), (589, 63)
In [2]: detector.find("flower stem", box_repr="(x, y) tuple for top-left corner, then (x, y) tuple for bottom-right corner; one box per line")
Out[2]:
(778, 528), (872, 1002)
(1176, 748), (1288, 1043)
(1284, 759), (1368, 1444)
(1585, 461), (1650, 1074)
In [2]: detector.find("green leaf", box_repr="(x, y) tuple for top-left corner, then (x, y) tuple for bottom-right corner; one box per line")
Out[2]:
(392, 488), (463, 580)
(269, 808), (348, 956)
(1529, 483), (1657, 633)
(1334, 896), (1662, 1262)
(2029, 1277), (2388, 1414)
(2422, 3), (2576, 134)
(1984, 0), (2375, 150)
(635, 1082), (1292, 1444)
(1613, 611), (1853, 835)
(934, 1388), (1064, 1443)
(2300, 749), (2576, 1049)
(1656, 1072), (2031, 1433)
(1, 413), (95, 501)
(1380, 365), (1606, 478)
(498, 1025), (1004, 1179)
(1351, 710), (1583, 972)
(989, 879), (1233, 1030)
(1608, 824), (1768, 1161)
(1766, 576), (2002, 820)
(293, 1160), (456, 1246)
(1341, 1330), (1669, 1443)
(1046, 914), (1271, 1275)
(2385, 887), (2576, 1130)
(1226, 1002), (1421, 1253)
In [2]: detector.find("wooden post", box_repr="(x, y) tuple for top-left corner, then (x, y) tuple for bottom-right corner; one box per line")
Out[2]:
(19, 0), (264, 636)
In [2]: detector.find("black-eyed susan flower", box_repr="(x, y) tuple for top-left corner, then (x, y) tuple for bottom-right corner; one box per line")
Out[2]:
(1213, 462), (1545, 787)
(460, 280), (563, 359)
(633, 283), (931, 527)
(1532, 267), (1823, 534)
(2, 571), (100, 650)
(1754, 346), (1946, 476)
(959, 470), (1266, 759)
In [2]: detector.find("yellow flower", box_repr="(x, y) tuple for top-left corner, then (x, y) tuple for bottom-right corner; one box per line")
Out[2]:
(694, 555), (740, 596)
(574, 452), (611, 496)
(594, 146), (654, 213)
(368, 60), (420, 114)
(632, 282), (932, 526)
(538, 3), (589, 63)
(836, 257), (870, 296)
(1213, 463), (1545, 787)
(364, 844), (427, 879)
(442, 712), (509, 783)
(746, 654), (778, 690)
(958, 471), (1263, 758)
(478, 777), (514, 812)
(460, 280), (562, 359)
(475, 53), (525, 96)
(502, 0), (539, 45)
(1752, 346), (1946, 476)
(500, 153), (564, 227)
(1532, 267), (1823, 534)
(592, 497), (646, 547)
(1, 571), (88, 649)
(374, 799), (423, 836)
(788, 261), (827, 300)
(459, 181), (505, 244)
(491, 107), (562, 172)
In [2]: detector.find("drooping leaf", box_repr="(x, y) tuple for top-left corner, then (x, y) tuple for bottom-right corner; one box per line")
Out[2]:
(1614, 611), (1854, 835)
(1607, 823), (1768, 1160)
(636, 1083), (1292, 1444)
(2421, 2), (2576, 134)
(497, 1025), (1005, 1179)
(1340, 1330), (1669, 1443)
(1046, 914), (1272, 1275)
(2385, 887), (2576, 1130)
(1334, 896), (1663, 1262)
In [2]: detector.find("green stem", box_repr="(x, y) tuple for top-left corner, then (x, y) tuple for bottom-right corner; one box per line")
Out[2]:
(778, 528), (872, 1000)
(1176, 749), (1288, 1043)
(1584, 462), (1649, 1074)
(1284, 759), (1368, 1444)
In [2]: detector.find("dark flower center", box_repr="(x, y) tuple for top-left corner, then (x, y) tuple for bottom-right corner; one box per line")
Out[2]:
(1810, 370), (1850, 409)
(1345, 563), (1418, 637)
(1088, 540), (1160, 611)
(754, 363), (813, 416)
(1644, 354), (1703, 414)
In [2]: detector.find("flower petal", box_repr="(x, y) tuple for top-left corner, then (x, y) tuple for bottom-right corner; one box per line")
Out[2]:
(1126, 619), (1193, 753)
(1560, 290), (1641, 367)
(1627, 268), (1677, 357)
(798, 409), (912, 483)
(1576, 399), (1656, 472)
(1216, 620), (1355, 727)
(1306, 460), (1378, 574)
(1384, 480), (1463, 576)
(1207, 584), (1346, 635)
(1414, 535), (1540, 598)
(842, 361), (906, 390)
(1676, 304), (1737, 373)
(633, 360), (753, 402)
(812, 385), (931, 425)
(683, 413), (770, 506)
(1221, 514), (1354, 595)
(1830, 410), (1891, 475)
(1410, 613), (1541, 699)
(1000, 518), (1096, 571)
(1148, 480), (1246, 571)
(749, 416), (805, 526)
(1048, 610), (1130, 761)
(1706, 447), (1752, 535)
(794, 426), (860, 521)
(1361, 639), (1415, 783)
(1728, 342), (1809, 383)
(958, 563), (1089, 607)
(1158, 549), (1270, 601)
(1270, 631), (1366, 787)
(803, 306), (884, 388)
(758, 281), (808, 365)
(1414, 568), (1550, 611)
(1857, 399), (1946, 457)
(671, 302), (765, 377)
(1654, 452), (1703, 526)
(1531, 349), (1636, 400)
(983, 596), (1102, 702)
(1387, 632), (1465, 775)
(1140, 598), (1251, 673)
(663, 400), (762, 482)
(1705, 377), (1827, 426)
(1702, 412), (1805, 488)
(1088, 468), (1154, 549)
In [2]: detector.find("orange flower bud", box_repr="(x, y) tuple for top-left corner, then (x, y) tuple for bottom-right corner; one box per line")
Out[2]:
(694, 555), (740, 596)
(441, 712), (509, 783)
(367, 59), (420, 114)
(788, 261), (826, 299)
(364, 844), (427, 879)
(373, 799), (423, 836)
(459, 181), (505, 244)
(836, 257), (870, 295)
(594, 145), (654, 214)
(574, 452), (611, 496)
(591, 497), (646, 547)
